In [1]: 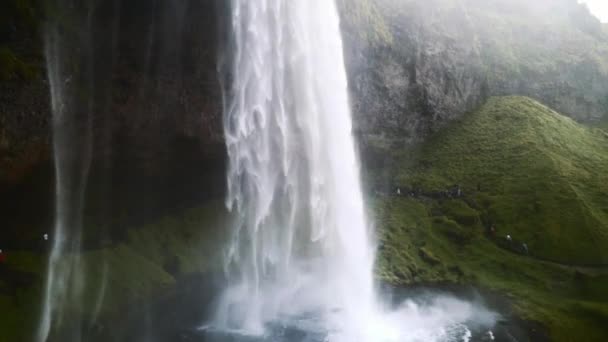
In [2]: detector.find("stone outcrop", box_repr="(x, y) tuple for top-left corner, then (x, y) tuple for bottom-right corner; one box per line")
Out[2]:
(0, 0), (227, 238)
(340, 0), (608, 148)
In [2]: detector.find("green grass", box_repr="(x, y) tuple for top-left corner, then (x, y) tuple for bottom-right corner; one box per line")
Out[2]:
(594, 120), (608, 132)
(376, 96), (608, 341)
(337, 0), (393, 46)
(396, 96), (608, 265)
(377, 198), (608, 341)
(0, 200), (228, 342)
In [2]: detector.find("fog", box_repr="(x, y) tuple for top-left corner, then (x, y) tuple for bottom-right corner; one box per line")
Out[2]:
(579, 0), (608, 22)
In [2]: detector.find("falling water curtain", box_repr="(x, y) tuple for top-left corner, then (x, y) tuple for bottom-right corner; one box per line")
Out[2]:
(38, 0), (118, 340)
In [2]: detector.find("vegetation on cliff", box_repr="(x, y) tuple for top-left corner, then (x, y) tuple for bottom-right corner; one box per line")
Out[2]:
(376, 96), (608, 341)
(0, 201), (227, 342)
(398, 96), (608, 265)
(343, 0), (608, 152)
(337, 0), (393, 46)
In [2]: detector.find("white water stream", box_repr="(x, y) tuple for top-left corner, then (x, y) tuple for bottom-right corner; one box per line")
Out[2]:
(216, 0), (377, 339)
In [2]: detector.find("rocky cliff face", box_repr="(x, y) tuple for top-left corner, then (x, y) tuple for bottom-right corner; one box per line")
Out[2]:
(339, 0), (608, 148)
(0, 0), (227, 240)
(1, 0), (226, 186)
(1, 0), (608, 217)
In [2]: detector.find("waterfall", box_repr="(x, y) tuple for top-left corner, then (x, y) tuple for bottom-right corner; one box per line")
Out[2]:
(38, 2), (102, 340)
(38, 24), (93, 342)
(215, 0), (378, 339)
(33, 1), (498, 340)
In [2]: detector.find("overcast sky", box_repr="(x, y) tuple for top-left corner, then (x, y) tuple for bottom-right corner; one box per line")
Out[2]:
(579, 0), (608, 23)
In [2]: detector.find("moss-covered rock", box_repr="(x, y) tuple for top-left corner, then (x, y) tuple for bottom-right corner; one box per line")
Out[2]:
(337, 0), (392, 47)
(375, 96), (608, 341)
(396, 96), (608, 265)
(0, 200), (228, 342)
(342, 0), (608, 152)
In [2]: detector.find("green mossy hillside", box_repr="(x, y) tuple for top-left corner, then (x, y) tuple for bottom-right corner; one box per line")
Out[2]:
(376, 196), (608, 341)
(337, 0), (393, 46)
(375, 96), (608, 341)
(396, 96), (608, 265)
(595, 119), (608, 132)
(0, 201), (228, 342)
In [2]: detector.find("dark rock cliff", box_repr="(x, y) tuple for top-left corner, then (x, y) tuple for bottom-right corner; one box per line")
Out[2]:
(340, 0), (608, 148)
(1, 0), (608, 232)
(0, 0), (227, 240)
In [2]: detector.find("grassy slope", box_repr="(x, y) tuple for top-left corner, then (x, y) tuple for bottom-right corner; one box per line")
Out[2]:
(376, 96), (608, 340)
(398, 96), (608, 265)
(337, 0), (393, 46)
(596, 120), (608, 132)
(0, 200), (227, 342)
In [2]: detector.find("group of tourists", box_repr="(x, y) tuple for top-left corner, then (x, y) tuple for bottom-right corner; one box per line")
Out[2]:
(392, 184), (464, 199)
(487, 224), (529, 255)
